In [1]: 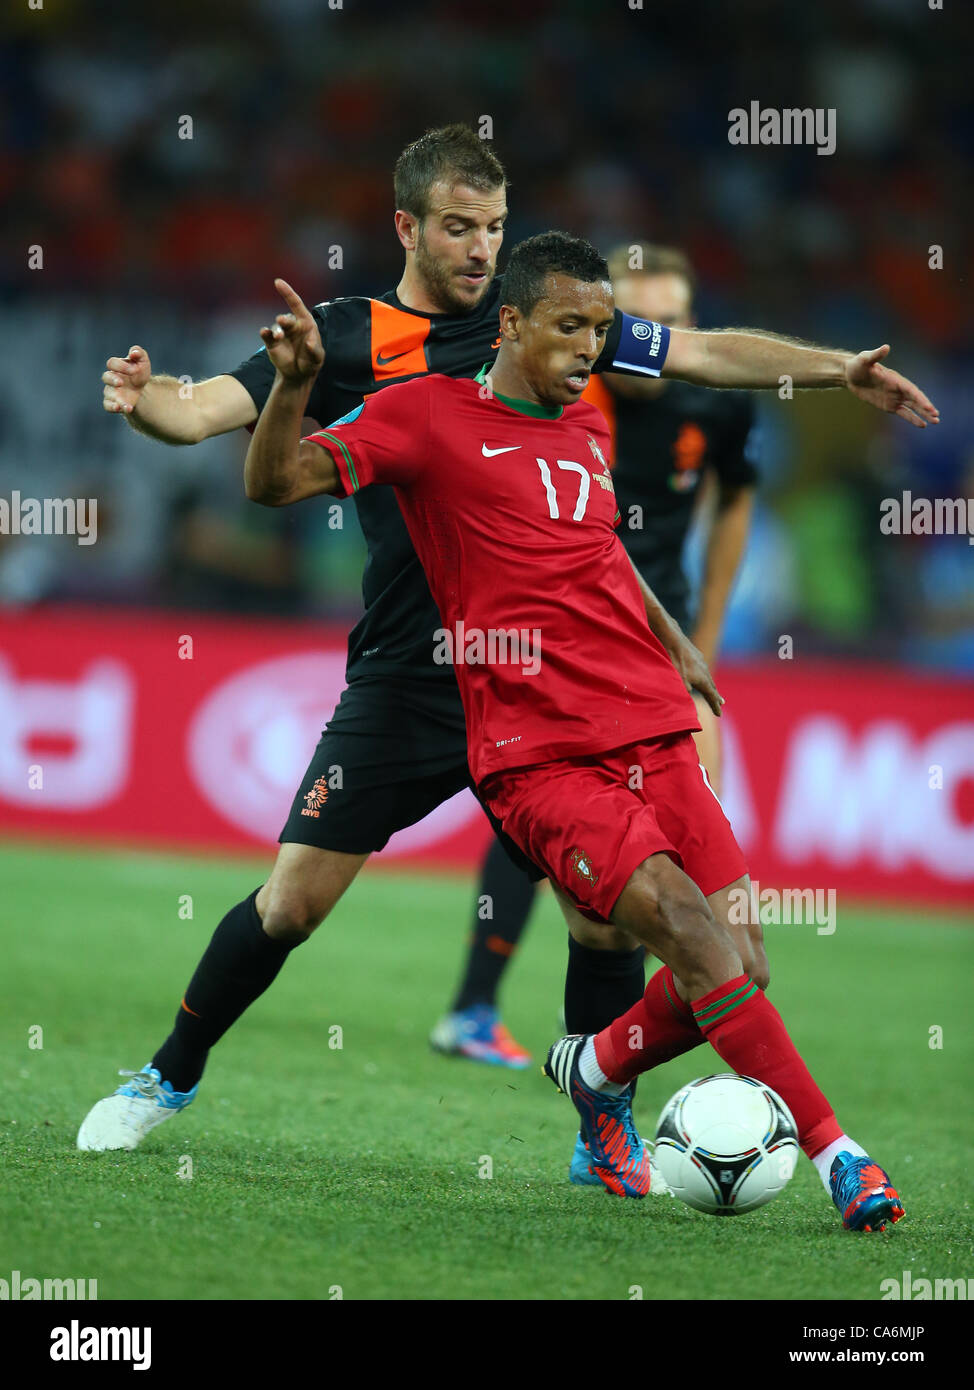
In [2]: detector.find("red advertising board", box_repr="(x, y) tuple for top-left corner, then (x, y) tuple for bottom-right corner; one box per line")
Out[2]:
(2, 605), (972, 906)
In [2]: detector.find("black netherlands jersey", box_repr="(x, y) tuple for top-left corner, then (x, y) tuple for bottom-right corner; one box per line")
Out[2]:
(585, 375), (757, 624)
(229, 278), (666, 685)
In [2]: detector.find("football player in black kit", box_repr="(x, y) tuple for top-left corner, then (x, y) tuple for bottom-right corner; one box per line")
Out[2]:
(82, 124), (938, 1177)
(84, 125), (704, 1166)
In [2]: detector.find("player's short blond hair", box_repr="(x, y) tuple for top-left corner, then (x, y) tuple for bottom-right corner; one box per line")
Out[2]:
(395, 124), (506, 220)
(606, 243), (696, 300)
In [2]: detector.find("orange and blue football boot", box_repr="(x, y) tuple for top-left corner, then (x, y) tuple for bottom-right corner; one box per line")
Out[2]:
(569, 1132), (603, 1186)
(545, 1035), (652, 1198)
(429, 1004), (531, 1069)
(829, 1152), (906, 1231)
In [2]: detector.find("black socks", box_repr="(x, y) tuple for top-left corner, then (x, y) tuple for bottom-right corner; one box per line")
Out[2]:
(151, 888), (301, 1093)
(452, 837), (538, 1012)
(151, 874), (646, 1095)
(564, 934), (646, 1036)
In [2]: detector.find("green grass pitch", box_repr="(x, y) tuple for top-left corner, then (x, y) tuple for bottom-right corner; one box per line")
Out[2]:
(1, 840), (972, 1301)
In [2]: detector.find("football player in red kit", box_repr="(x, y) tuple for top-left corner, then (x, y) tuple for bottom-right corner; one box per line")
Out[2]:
(244, 231), (938, 1228)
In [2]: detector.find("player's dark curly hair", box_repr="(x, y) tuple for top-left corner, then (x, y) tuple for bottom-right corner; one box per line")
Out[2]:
(503, 232), (611, 317)
(394, 124), (507, 219)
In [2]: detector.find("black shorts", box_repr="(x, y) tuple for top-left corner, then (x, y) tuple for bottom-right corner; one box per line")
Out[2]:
(279, 677), (544, 881)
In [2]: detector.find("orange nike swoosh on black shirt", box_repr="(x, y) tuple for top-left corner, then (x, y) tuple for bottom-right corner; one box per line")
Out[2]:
(370, 300), (430, 381)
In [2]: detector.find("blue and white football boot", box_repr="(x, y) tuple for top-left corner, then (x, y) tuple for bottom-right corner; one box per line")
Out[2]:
(77, 1066), (197, 1151)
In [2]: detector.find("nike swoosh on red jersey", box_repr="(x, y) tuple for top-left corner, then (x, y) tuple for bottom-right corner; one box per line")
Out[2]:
(482, 444), (522, 457)
(375, 349), (409, 366)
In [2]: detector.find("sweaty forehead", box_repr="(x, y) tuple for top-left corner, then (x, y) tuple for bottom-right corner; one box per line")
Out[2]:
(540, 274), (614, 318)
(429, 181), (508, 220)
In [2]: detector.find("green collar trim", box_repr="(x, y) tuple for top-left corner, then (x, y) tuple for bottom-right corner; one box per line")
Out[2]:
(473, 364), (564, 419)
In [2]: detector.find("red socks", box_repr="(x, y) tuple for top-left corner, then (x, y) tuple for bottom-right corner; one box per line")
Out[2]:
(594, 970), (842, 1159)
(593, 965), (701, 1085)
(691, 975), (841, 1158)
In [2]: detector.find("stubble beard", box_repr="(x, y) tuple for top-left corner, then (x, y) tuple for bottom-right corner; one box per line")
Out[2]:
(415, 226), (493, 316)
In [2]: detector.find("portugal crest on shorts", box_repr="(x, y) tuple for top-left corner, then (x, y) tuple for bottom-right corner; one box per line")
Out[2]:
(570, 847), (599, 885)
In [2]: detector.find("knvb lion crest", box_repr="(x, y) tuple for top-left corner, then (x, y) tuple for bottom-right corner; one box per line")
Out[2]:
(669, 421), (707, 493)
(301, 775), (329, 818)
(570, 847), (599, 885)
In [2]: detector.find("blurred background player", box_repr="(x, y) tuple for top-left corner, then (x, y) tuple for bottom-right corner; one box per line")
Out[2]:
(431, 242), (757, 1075)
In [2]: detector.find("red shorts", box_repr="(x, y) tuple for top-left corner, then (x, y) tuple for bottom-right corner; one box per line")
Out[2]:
(481, 731), (748, 924)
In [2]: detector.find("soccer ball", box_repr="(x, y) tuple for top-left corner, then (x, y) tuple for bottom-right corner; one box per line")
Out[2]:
(654, 1074), (798, 1215)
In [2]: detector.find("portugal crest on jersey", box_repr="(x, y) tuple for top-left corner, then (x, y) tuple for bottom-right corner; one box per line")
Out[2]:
(587, 434), (608, 471)
(587, 434), (615, 492)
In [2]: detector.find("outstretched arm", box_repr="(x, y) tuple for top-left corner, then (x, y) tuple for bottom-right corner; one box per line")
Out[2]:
(664, 330), (939, 428)
(244, 279), (339, 506)
(103, 346), (258, 444)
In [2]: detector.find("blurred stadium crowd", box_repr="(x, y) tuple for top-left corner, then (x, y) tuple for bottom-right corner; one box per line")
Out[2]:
(2, 0), (972, 668)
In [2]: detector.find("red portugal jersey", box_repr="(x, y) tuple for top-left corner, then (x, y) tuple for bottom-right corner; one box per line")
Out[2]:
(305, 372), (698, 783)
